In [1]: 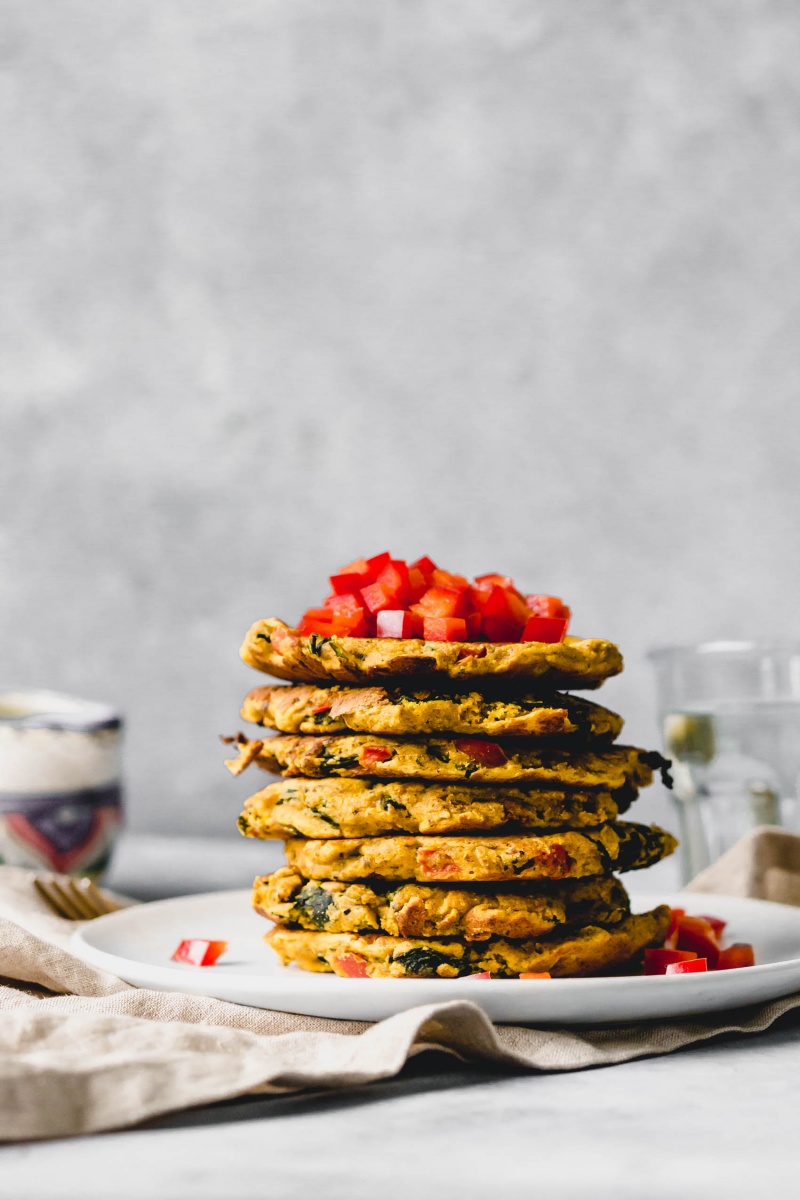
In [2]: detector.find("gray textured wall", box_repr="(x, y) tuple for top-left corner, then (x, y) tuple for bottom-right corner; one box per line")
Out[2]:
(3, 0), (800, 837)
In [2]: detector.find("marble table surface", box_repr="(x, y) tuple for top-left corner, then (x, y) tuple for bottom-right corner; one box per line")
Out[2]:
(2, 834), (799, 1199)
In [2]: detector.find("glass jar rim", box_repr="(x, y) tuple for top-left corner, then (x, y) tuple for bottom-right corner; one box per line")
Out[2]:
(647, 640), (800, 661)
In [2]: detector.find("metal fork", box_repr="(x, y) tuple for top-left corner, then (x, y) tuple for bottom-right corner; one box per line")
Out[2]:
(33, 875), (122, 920)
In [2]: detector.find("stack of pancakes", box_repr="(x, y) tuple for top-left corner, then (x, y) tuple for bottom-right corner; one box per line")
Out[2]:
(226, 617), (676, 978)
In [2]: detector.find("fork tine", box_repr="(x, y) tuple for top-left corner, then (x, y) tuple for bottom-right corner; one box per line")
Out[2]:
(62, 879), (102, 919)
(33, 877), (68, 918)
(48, 878), (91, 921)
(77, 878), (120, 912)
(34, 877), (84, 920)
(71, 877), (119, 916)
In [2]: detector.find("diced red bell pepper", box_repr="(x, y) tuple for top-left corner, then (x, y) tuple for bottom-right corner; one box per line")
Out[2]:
(407, 567), (428, 602)
(481, 616), (523, 643)
(665, 907), (686, 945)
(376, 560), (411, 607)
(376, 610), (423, 638)
(716, 943), (755, 970)
(412, 586), (470, 619)
(360, 745), (394, 767)
(454, 738), (509, 767)
(675, 916), (720, 968)
(311, 700), (332, 714)
(298, 608), (337, 636)
(423, 617), (467, 641)
(525, 594), (572, 622)
(521, 616), (568, 644)
(335, 612), (370, 636)
(519, 972), (552, 980)
(431, 568), (470, 590)
(360, 581), (398, 614)
(465, 971), (492, 980)
(644, 948), (698, 975)
(409, 555), (437, 579)
(171, 939), (228, 967)
(335, 557), (373, 577)
(695, 914), (728, 939)
(474, 573), (515, 591)
(366, 551), (391, 576)
(324, 592), (366, 616)
(464, 612), (482, 639)
(666, 958), (708, 975)
(299, 608), (368, 637)
(476, 584), (529, 626)
(329, 566), (372, 594)
(334, 954), (369, 978)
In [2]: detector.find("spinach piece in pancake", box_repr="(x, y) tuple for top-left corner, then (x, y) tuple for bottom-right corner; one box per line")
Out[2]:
(396, 947), (462, 977)
(307, 634), (332, 657)
(293, 883), (335, 929)
(313, 810), (340, 828)
(379, 794), (409, 814)
(426, 743), (450, 763)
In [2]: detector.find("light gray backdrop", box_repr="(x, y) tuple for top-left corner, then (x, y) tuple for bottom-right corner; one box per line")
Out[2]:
(2, 0), (800, 837)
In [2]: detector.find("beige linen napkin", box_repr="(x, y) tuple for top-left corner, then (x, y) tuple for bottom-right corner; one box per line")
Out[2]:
(3, 828), (800, 1142)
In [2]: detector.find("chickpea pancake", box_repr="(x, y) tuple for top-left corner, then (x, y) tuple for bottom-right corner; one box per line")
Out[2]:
(241, 618), (623, 688)
(241, 684), (623, 740)
(253, 868), (630, 941)
(283, 822), (677, 884)
(267, 905), (670, 978)
(225, 733), (668, 791)
(238, 778), (624, 839)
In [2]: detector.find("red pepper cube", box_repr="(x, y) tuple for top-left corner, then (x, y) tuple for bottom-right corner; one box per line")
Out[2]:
(716, 943), (756, 970)
(521, 616), (568, 644)
(474, 573), (515, 591)
(695, 914), (728, 938)
(644, 948), (698, 975)
(675, 916), (721, 968)
(171, 939), (228, 967)
(431, 568), (469, 590)
(423, 616), (467, 641)
(464, 612), (482, 639)
(329, 571), (370, 594)
(360, 581), (396, 614)
(412, 586), (470, 619)
(465, 971), (492, 980)
(454, 738), (509, 767)
(407, 567), (428, 602)
(477, 585), (530, 626)
(376, 560), (411, 608)
(334, 954), (369, 978)
(360, 744), (394, 767)
(324, 592), (366, 615)
(409, 556), (437, 579)
(665, 958), (708, 975)
(335, 557), (372, 577)
(482, 615), (524, 643)
(665, 907), (686, 945)
(525, 594), (572, 621)
(298, 609), (337, 636)
(376, 610), (423, 638)
(365, 551), (392, 577)
(331, 611), (370, 637)
(519, 972), (552, 980)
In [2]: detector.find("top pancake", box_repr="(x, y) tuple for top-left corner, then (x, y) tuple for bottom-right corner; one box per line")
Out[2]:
(241, 618), (623, 688)
(241, 684), (623, 741)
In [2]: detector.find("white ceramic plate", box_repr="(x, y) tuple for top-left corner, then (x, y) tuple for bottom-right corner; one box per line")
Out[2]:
(71, 890), (800, 1024)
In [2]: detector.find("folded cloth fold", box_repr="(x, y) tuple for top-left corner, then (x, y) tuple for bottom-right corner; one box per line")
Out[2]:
(3, 831), (800, 1142)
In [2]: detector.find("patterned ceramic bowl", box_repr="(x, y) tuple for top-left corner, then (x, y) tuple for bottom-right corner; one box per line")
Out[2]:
(0, 690), (123, 877)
